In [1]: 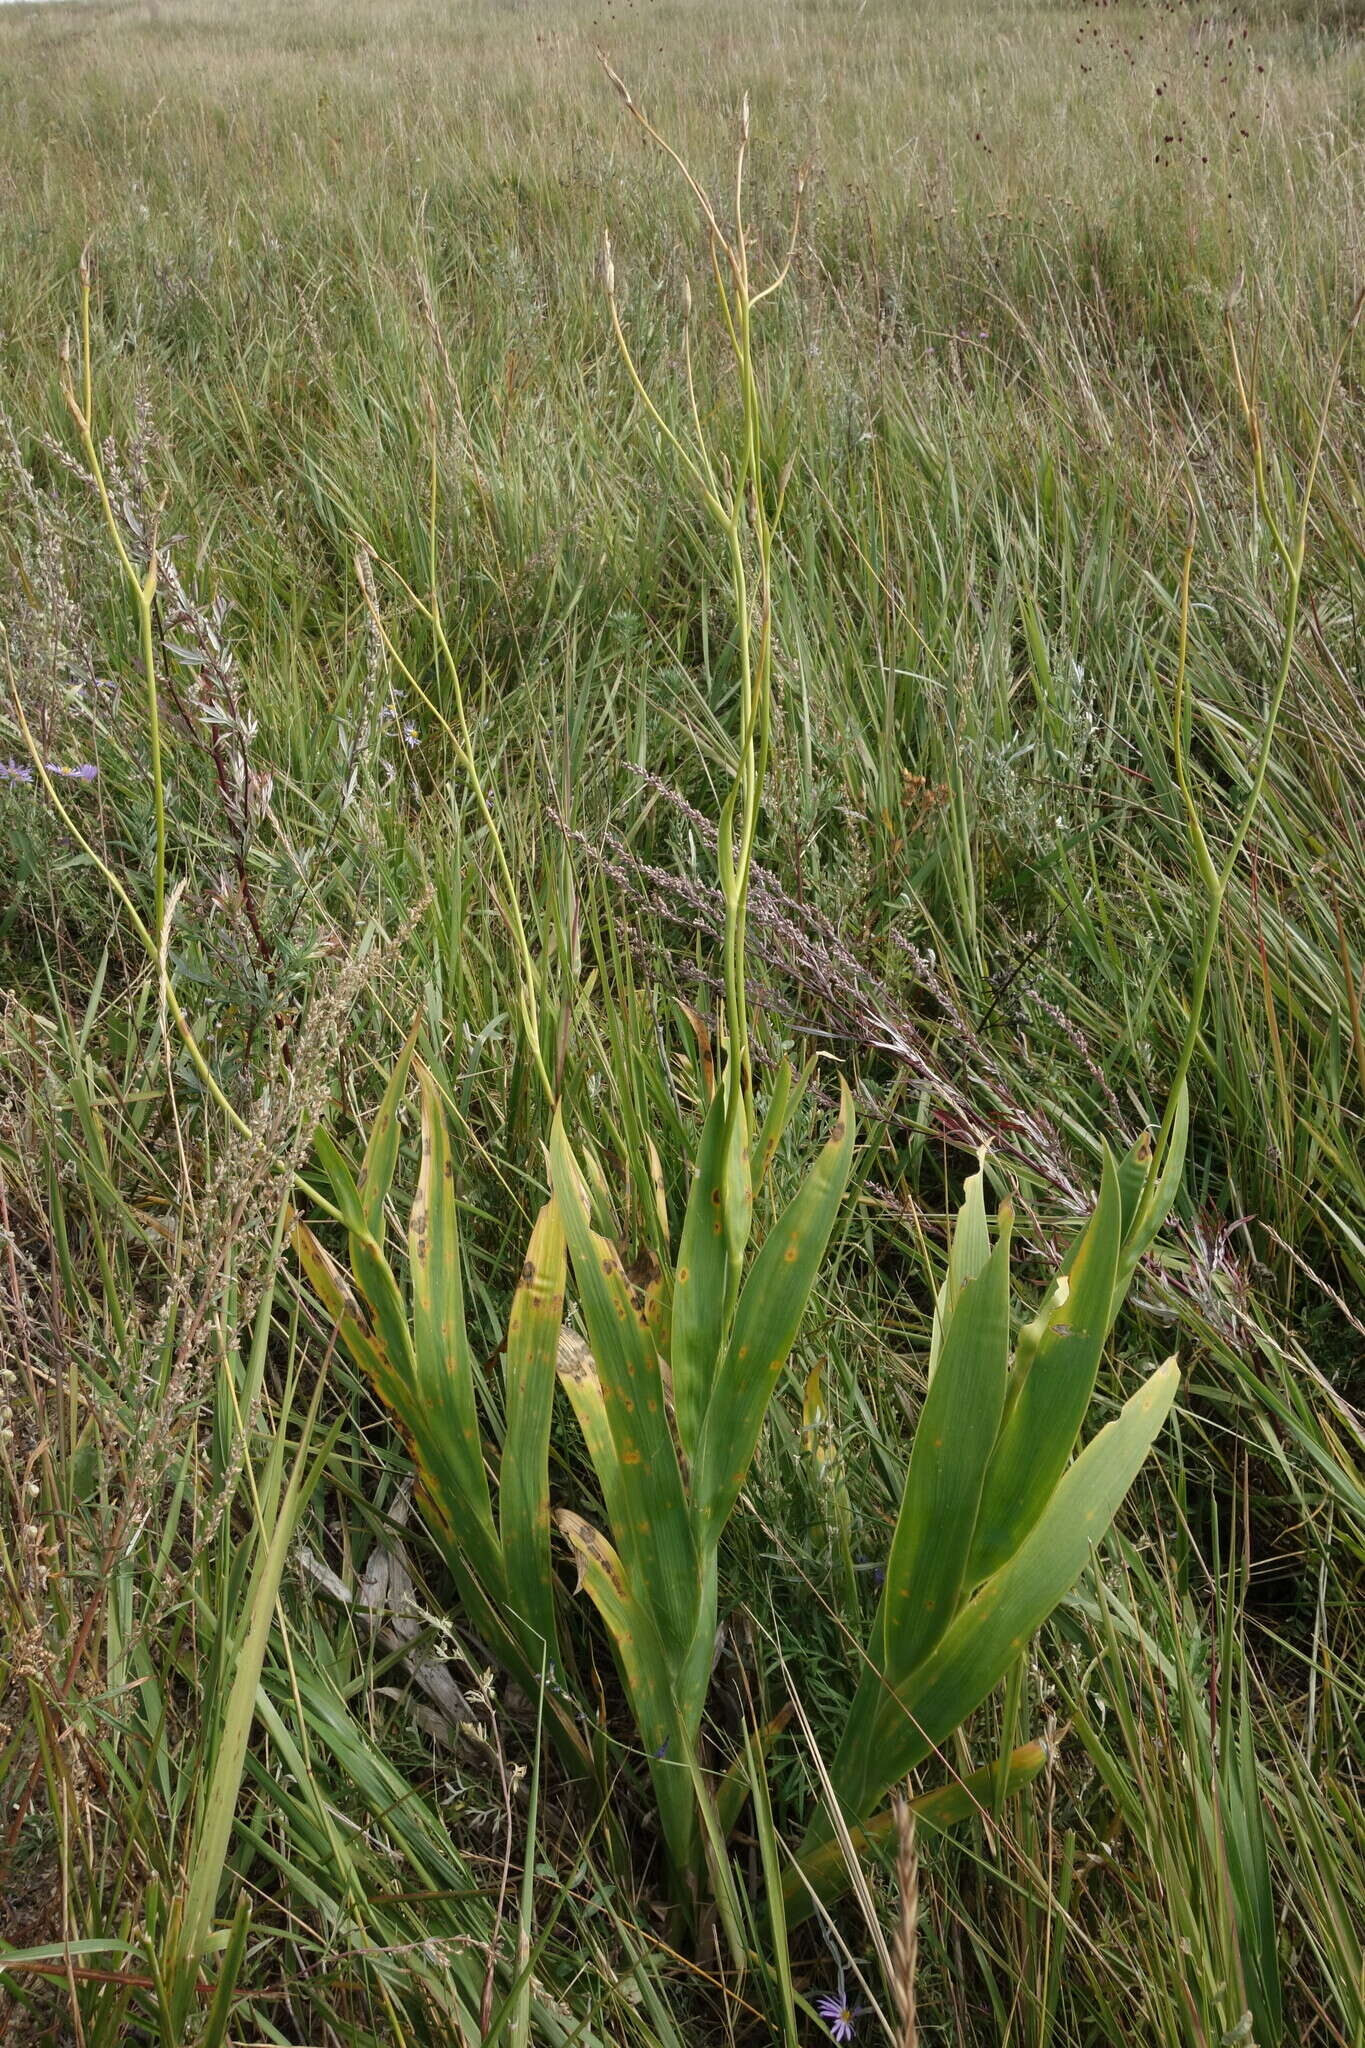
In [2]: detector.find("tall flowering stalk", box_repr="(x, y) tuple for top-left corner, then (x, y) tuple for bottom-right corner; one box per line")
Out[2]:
(542, 81), (856, 1912)
(301, 91), (853, 1925)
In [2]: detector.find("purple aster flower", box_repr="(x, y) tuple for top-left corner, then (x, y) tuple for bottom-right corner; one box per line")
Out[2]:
(815, 1994), (859, 2044)
(0, 759), (34, 784)
(47, 762), (98, 781)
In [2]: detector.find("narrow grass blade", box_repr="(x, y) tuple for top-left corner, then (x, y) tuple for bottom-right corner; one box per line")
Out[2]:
(199, 1893), (252, 2048)
(180, 1365), (335, 1979)
(714, 1705), (793, 1840)
(1225, 1700), (1283, 2047)
(743, 1723), (800, 2048)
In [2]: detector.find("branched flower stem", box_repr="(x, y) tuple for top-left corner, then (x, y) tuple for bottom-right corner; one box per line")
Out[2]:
(600, 69), (805, 1296)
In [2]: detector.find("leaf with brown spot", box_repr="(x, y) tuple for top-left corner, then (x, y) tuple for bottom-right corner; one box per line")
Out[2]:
(501, 1199), (567, 1673)
(550, 1110), (698, 1658)
(357, 1015), (421, 1238)
(407, 1068), (496, 1548)
(554, 1510), (696, 1873)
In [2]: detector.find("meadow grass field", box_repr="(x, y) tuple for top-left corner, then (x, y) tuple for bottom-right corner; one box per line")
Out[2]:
(1, 0), (1364, 2040)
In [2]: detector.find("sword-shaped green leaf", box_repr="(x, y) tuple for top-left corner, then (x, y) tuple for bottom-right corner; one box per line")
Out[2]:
(670, 1085), (729, 1463)
(692, 1082), (855, 1543)
(555, 1509), (695, 1874)
(357, 1018), (421, 1238)
(753, 1058), (794, 1190)
(1117, 1083), (1187, 1307)
(823, 1358), (1179, 1840)
(549, 1111), (698, 1655)
(311, 1125), (369, 1236)
(292, 1220), (391, 1398)
(786, 1740), (1049, 1914)
(555, 1331), (630, 1540)
(408, 1069), (494, 1544)
(1114, 1129), (1154, 1248)
(305, 1084), (506, 1604)
(720, 1074), (754, 1311)
(967, 1151), (1123, 1585)
(501, 1199), (567, 1673)
(867, 1203), (1013, 1684)
(927, 1148), (991, 1381)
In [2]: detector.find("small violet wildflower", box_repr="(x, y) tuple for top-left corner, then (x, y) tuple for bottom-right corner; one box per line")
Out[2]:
(1, 760), (97, 785)
(815, 1994), (859, 2044)
(381, 704), (420, 748)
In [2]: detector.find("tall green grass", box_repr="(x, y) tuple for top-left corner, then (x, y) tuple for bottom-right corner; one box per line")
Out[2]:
(2, 0), (1363, 2040)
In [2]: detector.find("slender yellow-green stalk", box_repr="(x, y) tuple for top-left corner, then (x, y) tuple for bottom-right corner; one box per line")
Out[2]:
(1152, 290), (1363, 1185)
(64, 257), (167, 941)
(599, 64), (804, 1210)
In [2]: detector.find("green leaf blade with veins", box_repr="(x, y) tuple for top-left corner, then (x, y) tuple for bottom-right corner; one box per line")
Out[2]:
(549, 1110), (699, 1657)
(500, 1198), (568, 1676)
(555, 1509), (696, 1874)
(928, 1147), (991, 1381)
(670, 1085), (730, 1465)
(818, 1358), (1179, 1850)
(869, 1202), (1014, 1684)
(692, 1082), (855, 1546)
(408, 1070), (496, 1546)
(968, 1148), (1123, 1586)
